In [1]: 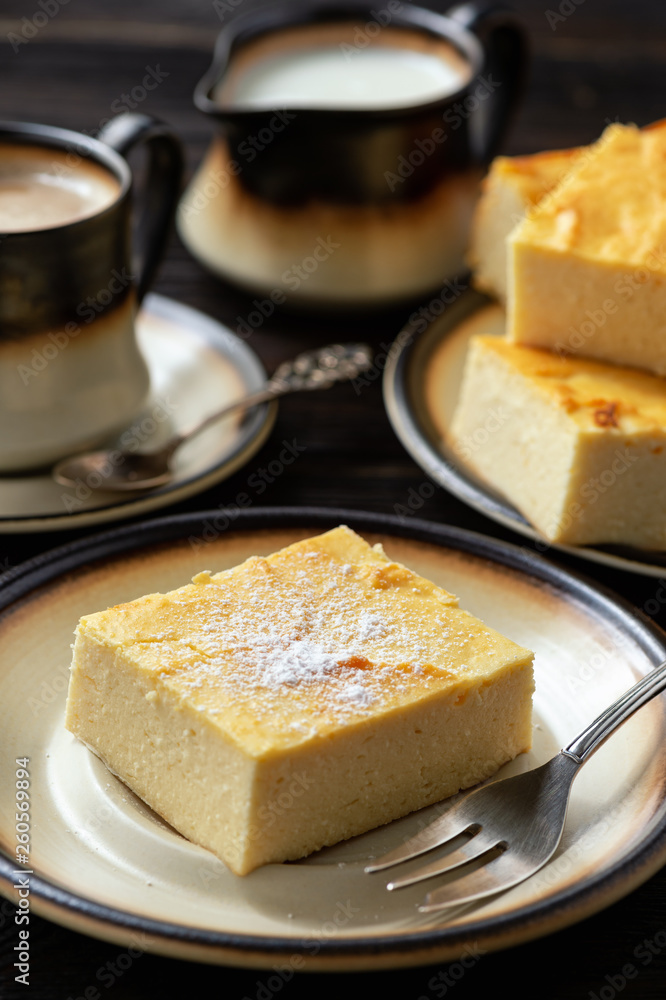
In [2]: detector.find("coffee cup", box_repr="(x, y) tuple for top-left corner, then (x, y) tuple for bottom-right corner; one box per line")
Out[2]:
(0, 114), (183, 472)
(177, 0), (526, 308)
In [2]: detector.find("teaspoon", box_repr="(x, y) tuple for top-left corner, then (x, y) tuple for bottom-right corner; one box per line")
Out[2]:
(52, 342), (373, 492)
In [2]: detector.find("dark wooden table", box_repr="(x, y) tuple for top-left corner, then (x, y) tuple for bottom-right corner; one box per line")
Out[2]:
(1, 1), (666, 996)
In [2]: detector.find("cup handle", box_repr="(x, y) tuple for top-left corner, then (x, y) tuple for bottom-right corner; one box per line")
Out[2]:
(97, 113), (184, 303)
(445, 2), (528, 164)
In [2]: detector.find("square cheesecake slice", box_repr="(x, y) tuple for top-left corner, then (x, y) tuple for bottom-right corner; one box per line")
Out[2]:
(508, 120), (666, 375)
(468, 145), (581, 302)
(450, 332), (666, 548)
(65, 525), (534, 875)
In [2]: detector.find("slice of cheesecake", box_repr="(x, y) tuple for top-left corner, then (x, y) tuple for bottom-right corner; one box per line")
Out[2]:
(450, 328), (666, 548)
(65, 525), (534, 875)
(508, 120), (666, 375)
(468, 146), (580, 302)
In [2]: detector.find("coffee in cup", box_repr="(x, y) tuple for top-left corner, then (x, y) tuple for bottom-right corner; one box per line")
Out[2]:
(0, 143), (120, 232)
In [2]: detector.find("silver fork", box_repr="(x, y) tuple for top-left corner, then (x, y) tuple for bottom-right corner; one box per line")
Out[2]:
(365, 659), (666, 913)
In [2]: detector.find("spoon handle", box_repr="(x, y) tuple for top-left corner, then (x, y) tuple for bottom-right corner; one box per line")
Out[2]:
(162, 342), (373, 455)
(167, 383), (290, 451)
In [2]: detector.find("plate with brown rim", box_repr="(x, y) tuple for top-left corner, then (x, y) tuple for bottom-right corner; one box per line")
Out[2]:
(382, 284), (666, 578)
(1, 507), (666, 970)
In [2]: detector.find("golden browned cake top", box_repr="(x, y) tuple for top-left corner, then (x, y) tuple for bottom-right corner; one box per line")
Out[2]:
(76, 526), (532, 755)
(510, 121), (666, 265)
(474, 334), (666, 434)
(484, 146), (581, 207)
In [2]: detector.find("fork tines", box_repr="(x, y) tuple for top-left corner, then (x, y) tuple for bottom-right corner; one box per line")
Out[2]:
(365, 756), (574, 913)
(365, 793), (511, 908)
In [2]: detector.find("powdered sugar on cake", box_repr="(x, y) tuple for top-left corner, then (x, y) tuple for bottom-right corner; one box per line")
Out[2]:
(132, 544), (496, 728)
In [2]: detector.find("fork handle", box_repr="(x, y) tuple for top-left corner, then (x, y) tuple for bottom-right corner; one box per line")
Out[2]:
(563, 659), (666, 764)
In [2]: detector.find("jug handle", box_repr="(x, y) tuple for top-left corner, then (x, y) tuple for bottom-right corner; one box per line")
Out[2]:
(446, 2), (528, 164)
(97, 113), (184, 303)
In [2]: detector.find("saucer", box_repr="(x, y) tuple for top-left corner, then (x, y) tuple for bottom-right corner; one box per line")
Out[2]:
(0, 294), (276, 533)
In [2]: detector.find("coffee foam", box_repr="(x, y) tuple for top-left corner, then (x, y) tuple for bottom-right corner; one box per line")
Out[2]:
(215, 22), (472, 111)
(0, 143), (120, 233)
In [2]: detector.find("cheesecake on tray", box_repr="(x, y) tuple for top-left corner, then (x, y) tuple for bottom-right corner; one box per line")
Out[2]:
(451, 117), (666, 552)
(65, 526), (534, 875)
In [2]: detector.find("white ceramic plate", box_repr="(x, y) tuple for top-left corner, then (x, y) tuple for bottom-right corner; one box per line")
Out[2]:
(1, 507), (666, 970)
(383, 287), (666, 577)
(0, 294), (276, 533)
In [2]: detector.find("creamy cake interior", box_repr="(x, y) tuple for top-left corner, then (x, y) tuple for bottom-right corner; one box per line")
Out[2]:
(449, 332), (666, 548)
(467, 145), (580, 302)
(508, 120), (666, 375)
